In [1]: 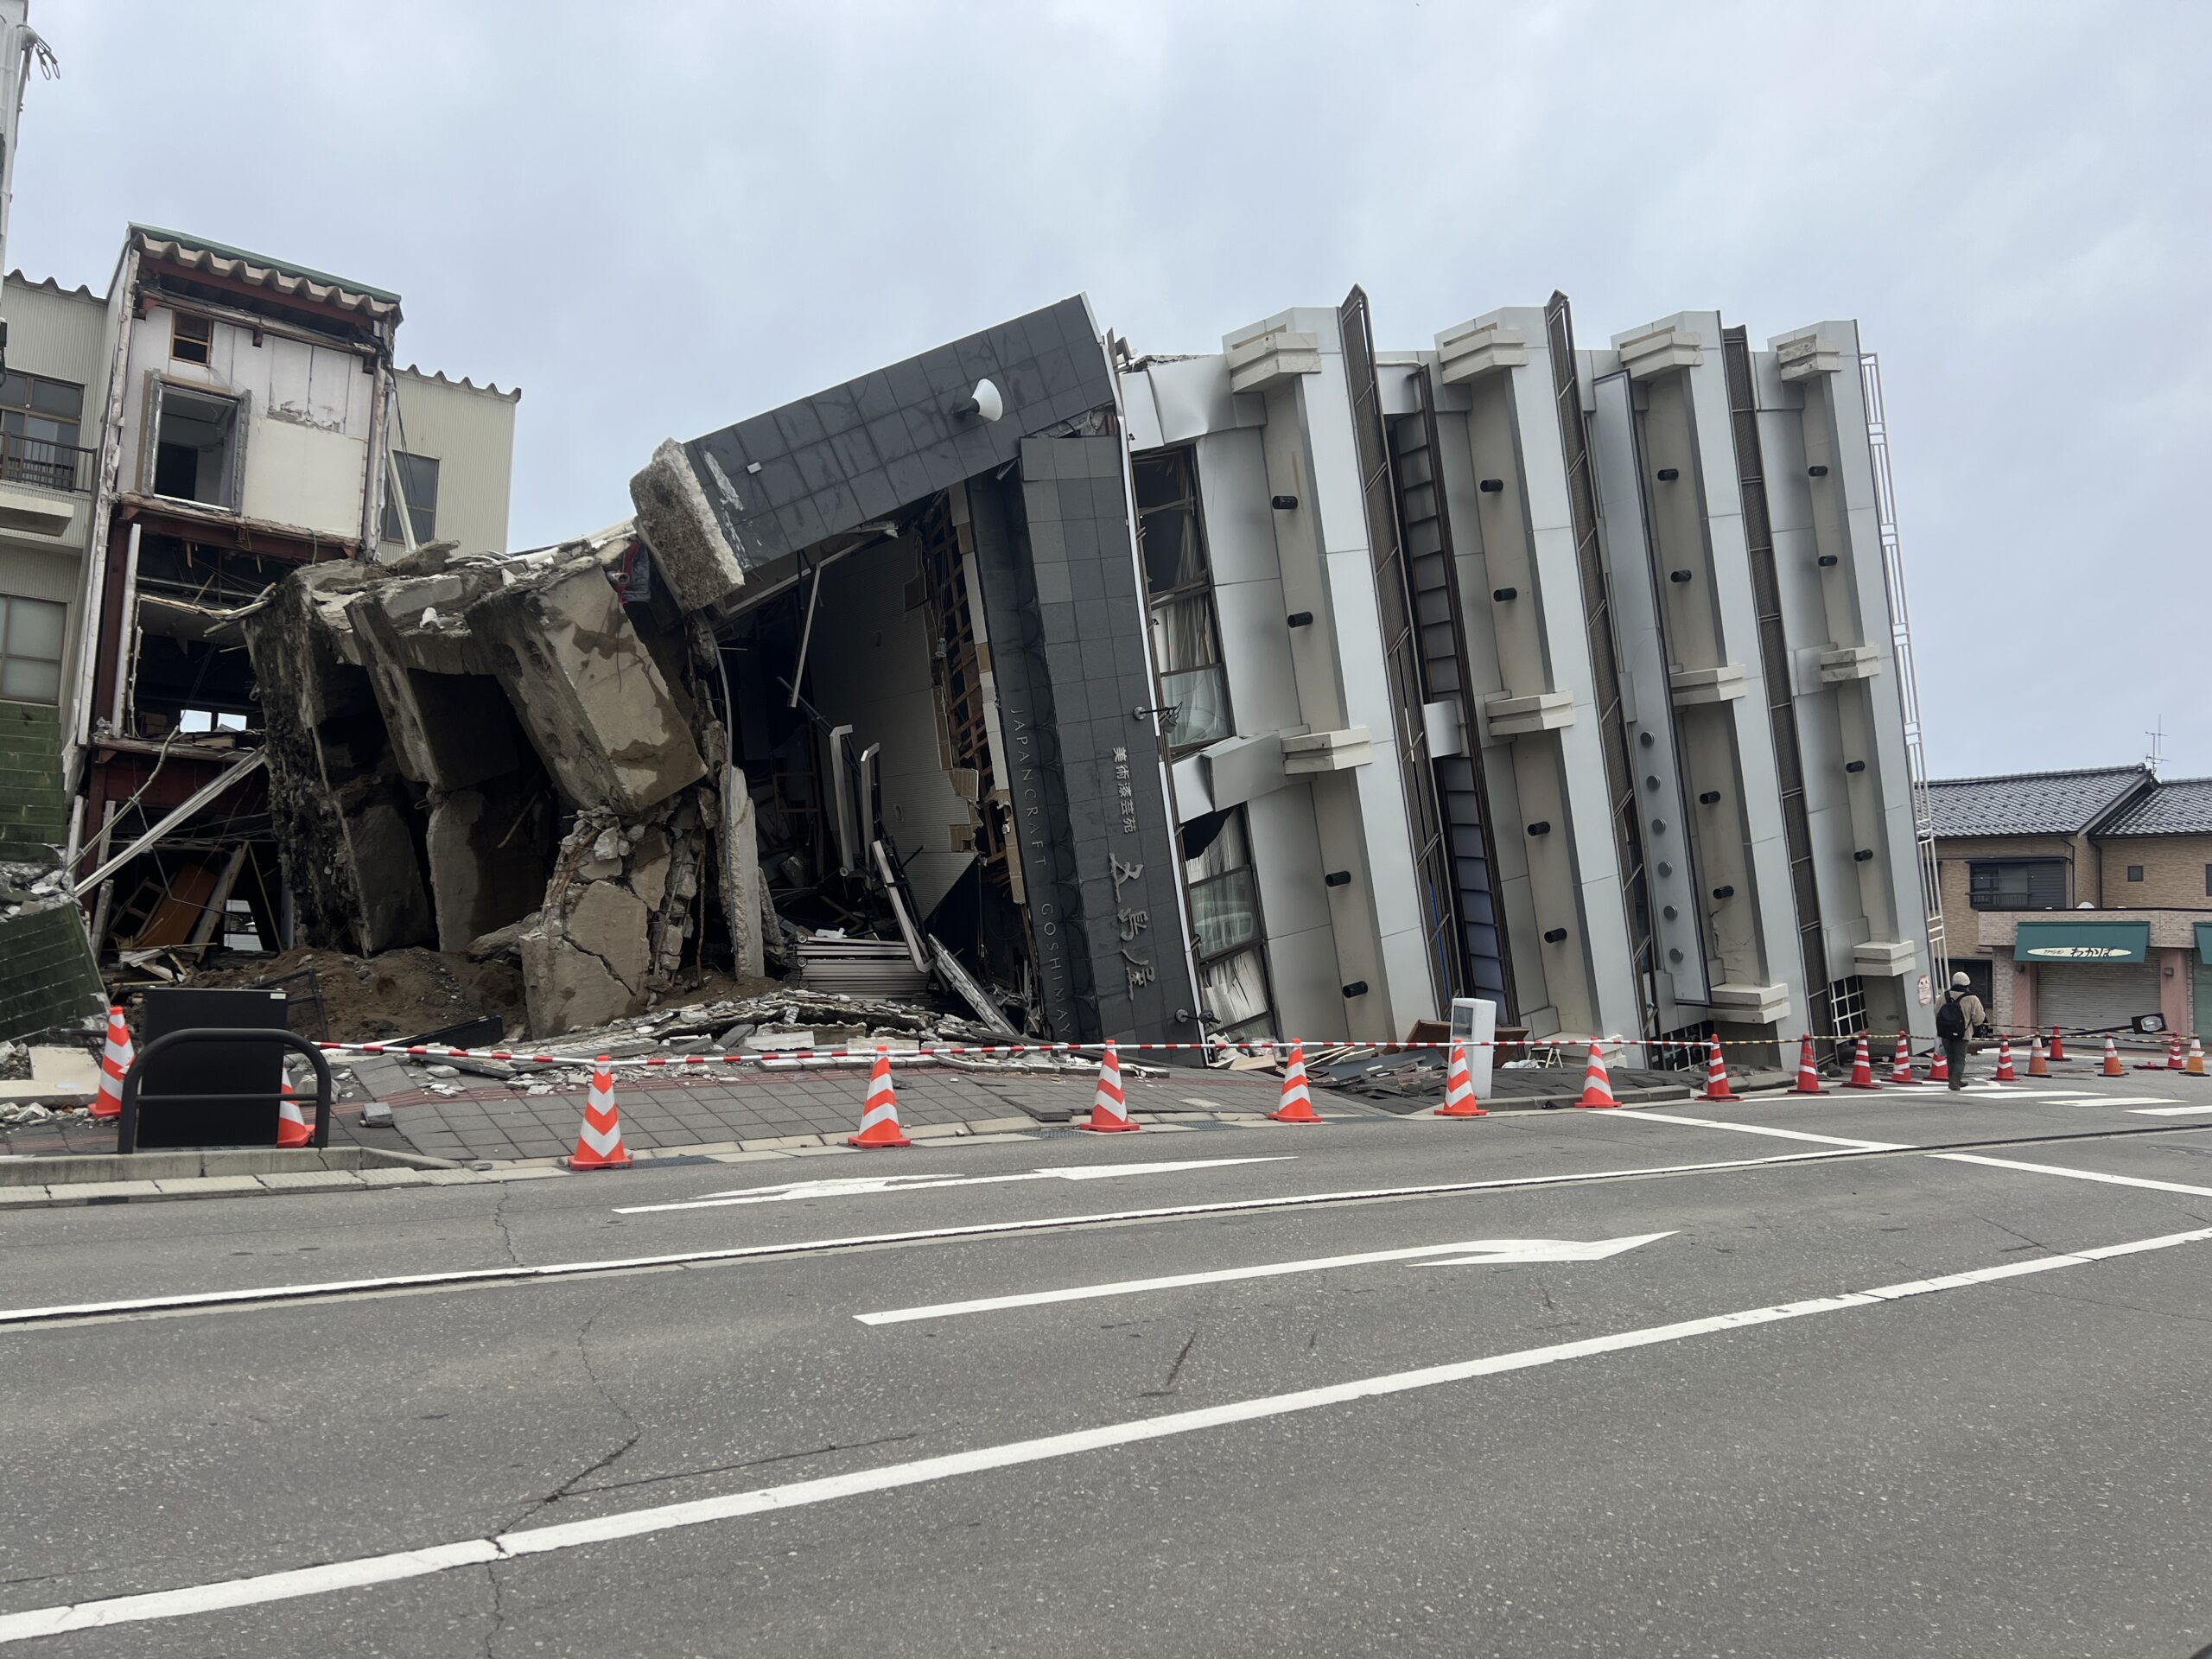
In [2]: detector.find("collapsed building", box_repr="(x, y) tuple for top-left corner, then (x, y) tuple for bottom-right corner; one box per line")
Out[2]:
(238, 290), (1945, 1057)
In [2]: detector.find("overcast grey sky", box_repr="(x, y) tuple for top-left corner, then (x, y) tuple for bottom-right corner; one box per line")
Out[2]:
(13, 1), (2208, 777)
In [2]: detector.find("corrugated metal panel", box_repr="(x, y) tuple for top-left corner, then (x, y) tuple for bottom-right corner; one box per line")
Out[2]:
(384, 369), (518, 559)
(0, 277), (111, 388)
(2038, 962), (2160, 1033)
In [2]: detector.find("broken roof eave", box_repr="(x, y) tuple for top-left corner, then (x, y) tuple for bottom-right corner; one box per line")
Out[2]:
(130, 224), (402, 326)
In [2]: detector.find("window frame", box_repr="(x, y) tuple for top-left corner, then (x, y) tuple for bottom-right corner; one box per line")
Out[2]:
(1180, 805), (1277, 1043)
(145, 379), (247, 511)
(380, 450), (440, 545)
(0, 592), (67, 705)
(1134, 448), (1233, 756)
(1967, 858), (2068, 912)
(2126, 863), (2145, 884)
(170, 311), (213, 365)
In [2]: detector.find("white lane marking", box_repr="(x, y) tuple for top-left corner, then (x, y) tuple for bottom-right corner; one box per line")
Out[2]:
(615, 1157), (1292, 1216)
(1618, 1109), (1910, 1152)
(1933, 1152), (2212, 1200)
(10, 1222), (2209, 1645)
(2132, 1103), (2212, 1116)
(855, 1232), (1675, 1324)
(0, 1147), (1865, 1329)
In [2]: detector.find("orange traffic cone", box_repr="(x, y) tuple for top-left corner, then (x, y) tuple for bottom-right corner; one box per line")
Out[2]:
(1927, 1044), (1950, 1084)
(2135, 1034), (2177, 1071)
(1844, 1033), (1880, 1090)
(1268, 1042), (1325, 1123)
(2167, 1034), (2186, 1072)
(1992, 1036), (2017, 1083)
(2188, 1037), (2206, 1077)
(2048, 1026), (2067, 1063)
(276, 1080), (311, 1147)
(1701, 1035), (1736, 1102)
(1078, 1040), (1140, 1132)
(1794, 1034), (1826, 1095)
(2101, 1035), (2124, 1077)
(568, 1058), (632, 1169)
(89, 1005), (132, 1121)
(1435, 1039), (1486, 1117)
(1575, 1041), (1618, 1109)
(2027, 1033), (2050, 1077)
(1890, 1031), (1915, 1084)
(848, 1046), (912, 1147)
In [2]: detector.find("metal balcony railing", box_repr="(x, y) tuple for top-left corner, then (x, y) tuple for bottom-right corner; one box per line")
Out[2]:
(0, 432), (97, 493)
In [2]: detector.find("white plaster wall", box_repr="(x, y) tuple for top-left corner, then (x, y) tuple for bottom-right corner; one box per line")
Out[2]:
(119, 302), (372, 537)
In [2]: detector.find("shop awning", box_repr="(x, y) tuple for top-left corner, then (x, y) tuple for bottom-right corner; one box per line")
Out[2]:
(2013, 920), (2151, 963)
(2196, 923), (2212, 967)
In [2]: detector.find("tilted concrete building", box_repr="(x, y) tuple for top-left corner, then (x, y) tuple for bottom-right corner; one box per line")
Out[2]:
(243, 288), (1941, 1052)
(1116, 295), (1942, 1058)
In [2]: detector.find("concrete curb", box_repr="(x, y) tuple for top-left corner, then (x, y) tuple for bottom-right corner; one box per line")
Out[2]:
(0, 1103), (1473, 1210)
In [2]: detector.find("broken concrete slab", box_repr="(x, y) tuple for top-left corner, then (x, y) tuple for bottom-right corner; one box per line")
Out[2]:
(425, 780), (555, 951)
(472, 558), (707, 815)
(629, 437), (749, 615)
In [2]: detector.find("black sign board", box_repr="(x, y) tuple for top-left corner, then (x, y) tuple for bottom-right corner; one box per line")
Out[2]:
(135, 988), (289, 1147)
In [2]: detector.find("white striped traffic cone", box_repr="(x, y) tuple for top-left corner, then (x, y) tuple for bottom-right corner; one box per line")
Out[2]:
(1890, 1031), (1915, 1084)
(89, 1005), (132, 1121)
(276, 1080), (311, 1148)
(1435, 1039), (1486, 1117)
(2101, 1034), (2124, 1077)
(1268, 1042), (1324, 1123)
(1701, 1035), (1736, 1102)
(1078, 1039), (1139, 1132)
(2189, 1037), (2206, 1077)
(1575, 1041), (1618, 1109)
(1992, 1036), (2017, 1083)
(568, 1058), (632, 1169)
(1794, 1034), (1826, 1095)
(848, 1046), (912, 1147)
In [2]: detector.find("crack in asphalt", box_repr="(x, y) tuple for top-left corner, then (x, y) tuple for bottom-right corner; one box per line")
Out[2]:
(1141, 1327), (1199, 1398)
(488, 1187), (522, 1270)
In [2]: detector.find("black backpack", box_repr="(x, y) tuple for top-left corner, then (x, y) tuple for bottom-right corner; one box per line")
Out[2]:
(1935, 993), (1967, 1039)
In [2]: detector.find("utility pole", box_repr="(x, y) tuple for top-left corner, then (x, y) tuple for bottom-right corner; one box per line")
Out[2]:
(0, 1), (60, 371)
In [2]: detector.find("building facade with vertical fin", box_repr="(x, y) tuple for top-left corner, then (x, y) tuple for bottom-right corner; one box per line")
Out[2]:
(1116, 295), (1940, 1058)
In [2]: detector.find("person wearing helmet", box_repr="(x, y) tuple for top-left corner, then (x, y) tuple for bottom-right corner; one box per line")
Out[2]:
(1935, 970), (1986, 1091)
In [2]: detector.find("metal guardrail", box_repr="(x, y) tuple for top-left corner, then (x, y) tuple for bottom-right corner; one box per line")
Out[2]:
(115, 1027), (334, 1155)
(0, 431), (97, 493)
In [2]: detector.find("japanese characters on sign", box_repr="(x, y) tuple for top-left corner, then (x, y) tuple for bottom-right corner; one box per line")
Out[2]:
(1109, 754), (1152, 995)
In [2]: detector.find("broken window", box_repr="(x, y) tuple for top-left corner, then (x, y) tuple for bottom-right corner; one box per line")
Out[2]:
(170, 311), (213, 365)
(149, 385), (244, 509)
(0, 592), (66, 704)
(380, 451), (440, 544)
(0, 370), (86, 490)
(1135, 448), (1231, 751)
(1181, 807), (1275, 1041)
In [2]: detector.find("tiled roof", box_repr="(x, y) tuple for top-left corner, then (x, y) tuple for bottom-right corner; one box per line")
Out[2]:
(1927, 766), (2151, 837)
(2098, 777), (2212, 836)
(130, 224), (400, 319)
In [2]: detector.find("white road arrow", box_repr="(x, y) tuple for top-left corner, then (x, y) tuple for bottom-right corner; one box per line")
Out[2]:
(1419, 1232), (1677, 1266)
(856, 1231), (1675, 1324)
(616, 1157), (1294, 1216)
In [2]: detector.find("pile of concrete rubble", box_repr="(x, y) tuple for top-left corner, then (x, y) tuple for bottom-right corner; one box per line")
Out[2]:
(339, 986), (1126, 1103)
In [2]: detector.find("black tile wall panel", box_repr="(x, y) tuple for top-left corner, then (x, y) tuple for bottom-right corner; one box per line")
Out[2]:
(964, 435), (1196, 1046)
(677, 297), (1113, 569)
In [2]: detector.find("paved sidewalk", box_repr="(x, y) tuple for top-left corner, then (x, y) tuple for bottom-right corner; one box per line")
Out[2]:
(379, 1064), (1371, 1163)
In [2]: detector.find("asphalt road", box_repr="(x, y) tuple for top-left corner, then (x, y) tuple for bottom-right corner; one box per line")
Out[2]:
(6, 1067), (2212, 1656)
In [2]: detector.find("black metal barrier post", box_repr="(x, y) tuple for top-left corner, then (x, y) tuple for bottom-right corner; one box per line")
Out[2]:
(116, 1029), (335, 1155)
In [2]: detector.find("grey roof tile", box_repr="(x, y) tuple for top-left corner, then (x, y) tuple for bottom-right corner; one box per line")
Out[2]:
(1927, 766), (2151, 837)
(2097, 777), (2212, 836)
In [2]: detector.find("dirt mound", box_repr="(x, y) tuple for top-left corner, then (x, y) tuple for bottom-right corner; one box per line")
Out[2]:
(174, 947), (526, 1044)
